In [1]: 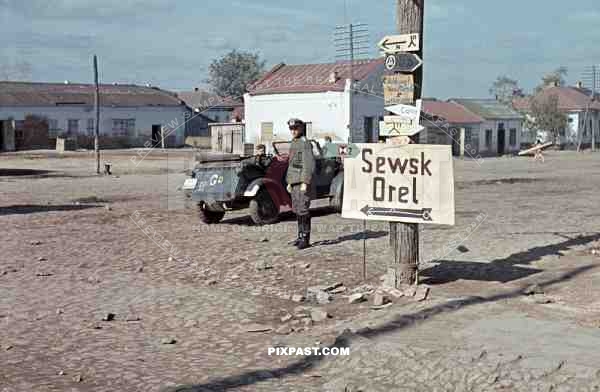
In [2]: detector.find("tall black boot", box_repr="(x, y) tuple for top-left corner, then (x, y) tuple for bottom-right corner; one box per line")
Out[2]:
(290, 215), (302, 246)
(297, 215), (311, 249)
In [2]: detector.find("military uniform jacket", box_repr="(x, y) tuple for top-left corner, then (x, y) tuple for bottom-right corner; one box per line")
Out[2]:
(286, 136), (315, 185)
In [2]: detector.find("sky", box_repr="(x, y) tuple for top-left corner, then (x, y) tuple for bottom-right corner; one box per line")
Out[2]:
(1, 0), (600, 98)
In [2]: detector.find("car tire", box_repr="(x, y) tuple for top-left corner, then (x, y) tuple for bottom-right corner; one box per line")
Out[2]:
(249, 188), (278, 225)
(199, 207), (225, 224)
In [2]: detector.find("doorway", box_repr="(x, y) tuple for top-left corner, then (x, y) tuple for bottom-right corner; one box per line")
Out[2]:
(497, 127), (505, 155)
(151, 125), (161, 147)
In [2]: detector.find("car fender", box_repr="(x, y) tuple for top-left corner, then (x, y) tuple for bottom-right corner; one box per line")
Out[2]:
(330, 171), (344, 197)
(243, 178), (264, 197)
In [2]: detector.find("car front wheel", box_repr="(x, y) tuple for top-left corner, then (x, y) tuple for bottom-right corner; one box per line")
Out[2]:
(249, 188), (278, 225)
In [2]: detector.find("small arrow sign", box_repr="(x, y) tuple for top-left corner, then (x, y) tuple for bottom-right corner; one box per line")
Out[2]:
(378, 33), (420, 53)
(360, 205), (433, 221)
(386, 99), (422, 119)
(385, 53), (423, 73)
(379, 121), (425, 137)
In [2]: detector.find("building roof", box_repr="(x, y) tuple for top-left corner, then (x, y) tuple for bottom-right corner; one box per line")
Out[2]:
(0, 81), (185, 107)
(177, 89), (243, 110)
(248, 58), (385, 95)
(451, 98), (524, 120)
(422, 99), (484, 124)
(512, 86), (600, 112)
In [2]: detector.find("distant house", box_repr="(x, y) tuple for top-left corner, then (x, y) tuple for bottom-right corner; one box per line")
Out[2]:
(0, 81), (191, 151)
(450, 99), (523, 156)
(422, 99), (484, 157)
(244, 59), (386, 148)
(513, 85), (600, 147)
(177, 89), (244, 124)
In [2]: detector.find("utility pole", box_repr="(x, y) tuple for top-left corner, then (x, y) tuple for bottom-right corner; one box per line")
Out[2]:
(93, 55), (100, 174)
(592, 65), (596, 152)
(582, 65), (599, 151)
(388, 0), (424, 286)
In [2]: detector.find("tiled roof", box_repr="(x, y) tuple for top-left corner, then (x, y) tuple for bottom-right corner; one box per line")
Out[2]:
(422, 99), (484, 124)
(513, 86), (600, 112)
(177, 90), (243, 110)
(451, 98), (524, 120)
(248, 58), (384, 95)
(0, 81), (185, 107)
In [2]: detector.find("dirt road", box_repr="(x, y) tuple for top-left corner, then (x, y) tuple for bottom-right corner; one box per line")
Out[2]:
(2, 150), (600, 391)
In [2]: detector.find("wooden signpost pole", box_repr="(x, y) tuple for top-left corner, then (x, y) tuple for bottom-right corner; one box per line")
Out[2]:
(388, 0), (424, 286)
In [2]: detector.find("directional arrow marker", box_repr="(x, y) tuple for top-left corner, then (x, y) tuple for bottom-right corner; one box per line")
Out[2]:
(378, 33), (420, 53)
(360, 205), (433, 221)
(385, 53), (423, 73)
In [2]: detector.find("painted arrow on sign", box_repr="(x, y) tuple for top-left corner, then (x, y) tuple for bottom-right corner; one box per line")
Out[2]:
(386, 99), (423, 120)
(360, 206), (433, 221)
(378, 33), (420, 53)
(379, 121), (425, 137)
(385, 53), (423, 73)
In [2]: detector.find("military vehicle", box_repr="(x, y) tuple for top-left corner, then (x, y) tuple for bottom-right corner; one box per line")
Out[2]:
(182, 140), (344, 225)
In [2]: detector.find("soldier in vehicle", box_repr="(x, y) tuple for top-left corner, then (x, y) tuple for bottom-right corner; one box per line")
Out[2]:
(242, 143), (272, 170)
(285, 118), (315, 249)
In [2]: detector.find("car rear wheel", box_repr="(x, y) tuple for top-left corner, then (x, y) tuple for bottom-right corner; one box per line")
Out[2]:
(249, 188), (278, 225)
(199, 206), (225, 224)
(330, 183), (343, 212)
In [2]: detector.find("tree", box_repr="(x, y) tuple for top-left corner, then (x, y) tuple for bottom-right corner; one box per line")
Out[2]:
(489, 75), (522, 104)
(530, 94), (568, 144)
(207, 50), (266, 98)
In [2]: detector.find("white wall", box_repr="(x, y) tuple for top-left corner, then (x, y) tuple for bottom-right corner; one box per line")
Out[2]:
(478, 119), (522, 154)
(244, 90), (349, 149)
(0, 105), (188, 145)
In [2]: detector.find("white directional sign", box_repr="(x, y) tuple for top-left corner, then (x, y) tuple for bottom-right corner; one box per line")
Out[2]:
(379, 121), (425, 137)
(386, 99), (422, 120)
(342, 144), (455, 225)
(378, 33), (420, 53)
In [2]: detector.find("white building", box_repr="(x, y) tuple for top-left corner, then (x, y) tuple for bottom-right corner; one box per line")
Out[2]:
(0, 81), (190, 151)
(244, 59), (386, 149)
(513, 85), (600, 148)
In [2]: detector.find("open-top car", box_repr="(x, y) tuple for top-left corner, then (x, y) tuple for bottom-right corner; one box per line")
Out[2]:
(182, 140), (344, 225)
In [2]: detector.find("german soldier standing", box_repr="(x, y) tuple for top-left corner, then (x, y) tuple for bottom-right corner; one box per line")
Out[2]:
(286, 118), (315, 249)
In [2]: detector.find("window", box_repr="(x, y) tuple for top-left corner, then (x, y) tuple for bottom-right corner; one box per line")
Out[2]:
(112, 119), (135, 136)
(568, 118), (573, 123)
(67, 119), (79, 135)
(260, 122), (273, 142)
(509, 128), (517, 146)
(48, 119), (60, 137)
(485, 129), (493, 148)
(464, 128), (472, 144)
(87, 119), (94, 135)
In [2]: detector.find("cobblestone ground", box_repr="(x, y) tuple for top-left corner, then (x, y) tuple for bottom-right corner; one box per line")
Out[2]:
(1, 150), (600, 391)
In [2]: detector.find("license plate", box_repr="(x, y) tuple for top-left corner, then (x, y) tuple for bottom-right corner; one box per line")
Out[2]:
(182, 178), (197, 190)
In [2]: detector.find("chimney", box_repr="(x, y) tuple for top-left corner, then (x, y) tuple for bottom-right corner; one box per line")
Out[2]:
(576, 81), (584, 89)
(554, 80), (560, 87)
(64, 80), (70, 84)
(194, 87), (199, 92)
(329, 71), (340, 84)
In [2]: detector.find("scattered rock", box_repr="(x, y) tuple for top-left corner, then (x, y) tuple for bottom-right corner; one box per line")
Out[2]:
(102, 313), (115, 322)
(4, 344), (13, 351)
(125, 314), (141, 322)
(310, 309), (330, 323)
(30, 240), (42, 245)
(316, 291), (333, 305)
(348, 293), (367, 304)
(301, 263), (311, 269)
(351, 284), (374, 294)
(260, 237), (269, 243)
(280, 314), (293, 323)
(372, 293), (390, 307)
(291, 294), (305, 303)
(245, 324), (272, 333)
(229, 274), (240, 280)
(90, 323), (102, 330)
(523, 284), (544, 296)
(255, 260), (273, 271)
(136, 265), (144, 273)
(87, 276), (100, 284)
(104, 205), (112, 211)
(275, 325), (293, 335)
(278, 293), (291, 300)
(371, 303), (393, 310)
(73, 374), (83, 383)
(300, 317), (313, 327)
(457, 245), (469, 253)
(0, 270), (7, 276)
(56, 308), (64, 315)
(415, 285), (430, 301)
(330, 285), (347, 294)
(161, 337), (177, 345)
(168, 256), (173, 262)
(58, 370), (65, 376)
(533, 295), (554, 304)
(184, 319), (198, 328)
(206, 279), (218, 285)
(324, 282), (344, 292)
(402, 285), (417, 297)
(35, 271), (53, 277)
